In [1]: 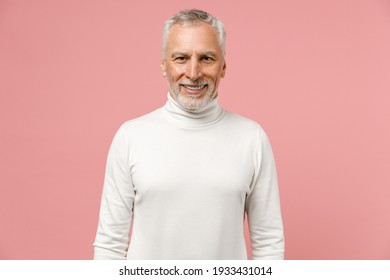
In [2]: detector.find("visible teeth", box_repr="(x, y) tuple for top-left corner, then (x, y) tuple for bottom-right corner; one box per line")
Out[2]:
(184, 85), (204, 90)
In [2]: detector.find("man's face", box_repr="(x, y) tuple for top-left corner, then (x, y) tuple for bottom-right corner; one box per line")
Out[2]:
(161, 22), (226, 111)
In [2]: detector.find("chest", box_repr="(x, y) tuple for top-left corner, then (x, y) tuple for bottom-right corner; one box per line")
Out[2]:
(129, 127), (256, 201)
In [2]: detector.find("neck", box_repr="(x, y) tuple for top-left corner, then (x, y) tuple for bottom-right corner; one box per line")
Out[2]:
(162, 93), (225, 127)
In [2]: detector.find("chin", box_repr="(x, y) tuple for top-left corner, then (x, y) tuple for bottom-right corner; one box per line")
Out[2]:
(178, 95), (211, 111)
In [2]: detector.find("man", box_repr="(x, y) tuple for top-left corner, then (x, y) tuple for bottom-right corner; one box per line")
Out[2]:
(93, 9), (284, 260)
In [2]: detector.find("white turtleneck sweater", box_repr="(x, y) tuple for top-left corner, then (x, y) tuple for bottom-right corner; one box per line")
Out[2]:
(93, 94), (284, 260)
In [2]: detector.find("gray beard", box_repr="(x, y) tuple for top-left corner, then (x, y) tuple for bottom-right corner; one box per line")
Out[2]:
(174, 92), (212, 111)
(170, 85), (215, 111)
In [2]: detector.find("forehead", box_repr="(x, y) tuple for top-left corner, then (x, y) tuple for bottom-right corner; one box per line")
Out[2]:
(165, 22), (221, 54)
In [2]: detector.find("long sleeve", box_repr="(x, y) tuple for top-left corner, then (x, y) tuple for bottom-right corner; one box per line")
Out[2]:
(93, 125), (135, 259)
(246, 128), (285, 259)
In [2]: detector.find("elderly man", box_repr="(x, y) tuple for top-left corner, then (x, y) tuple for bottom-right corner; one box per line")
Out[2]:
(93, 9), (284, 260)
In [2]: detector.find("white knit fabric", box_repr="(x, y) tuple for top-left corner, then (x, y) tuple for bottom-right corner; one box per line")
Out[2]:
(93, 94), (284, 259)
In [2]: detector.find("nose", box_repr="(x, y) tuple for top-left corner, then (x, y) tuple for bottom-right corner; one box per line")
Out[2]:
(185, 58), (202, 81)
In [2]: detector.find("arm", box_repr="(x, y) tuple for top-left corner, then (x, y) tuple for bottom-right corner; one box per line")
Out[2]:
(93, 125), (134, 259)
(246, 127), (285, 259)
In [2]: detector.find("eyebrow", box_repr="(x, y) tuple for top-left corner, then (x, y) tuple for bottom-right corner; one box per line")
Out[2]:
(170, 51), (218, 59)
(170, 52), (189, 58)
(200, 52), (217, 58)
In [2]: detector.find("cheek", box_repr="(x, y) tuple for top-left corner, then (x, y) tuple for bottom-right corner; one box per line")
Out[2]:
(210, 73), (222, 84)
(205, 67), (224, 81)
(166, 65), (185, 80)
(166, 74), (180, 89)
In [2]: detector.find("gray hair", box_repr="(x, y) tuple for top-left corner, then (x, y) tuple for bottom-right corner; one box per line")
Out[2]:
(162, 9), (226, 58)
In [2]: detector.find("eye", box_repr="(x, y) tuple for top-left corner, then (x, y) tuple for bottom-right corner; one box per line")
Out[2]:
(174, 56), (187, 62)
(201, 56), (215, 63)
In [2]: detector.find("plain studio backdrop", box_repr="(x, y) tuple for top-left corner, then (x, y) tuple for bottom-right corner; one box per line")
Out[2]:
(0, 0), (389, 259)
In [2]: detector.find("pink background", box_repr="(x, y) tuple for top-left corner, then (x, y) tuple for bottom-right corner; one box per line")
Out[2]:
(1, 0), (389, 259)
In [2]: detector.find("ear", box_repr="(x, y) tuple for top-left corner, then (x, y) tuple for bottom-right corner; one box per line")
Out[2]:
(160, 58), (167, 77)
(221, 61), (226, 78)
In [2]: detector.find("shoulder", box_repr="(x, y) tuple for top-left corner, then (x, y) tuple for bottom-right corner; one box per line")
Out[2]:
(109, 108), (163, 145)
(219, 110), (273, 152)
(120, 108), (162, 130)
(223, 110), (276, 150)
(115, 107), (167, 137)
(223, 110), (265, 135)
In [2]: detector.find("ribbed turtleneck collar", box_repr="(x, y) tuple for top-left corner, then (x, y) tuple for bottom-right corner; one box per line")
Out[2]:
(162, 93), (225, 127)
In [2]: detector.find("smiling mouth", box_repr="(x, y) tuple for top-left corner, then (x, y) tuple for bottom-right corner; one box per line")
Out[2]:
(182, 84), (207, 91)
